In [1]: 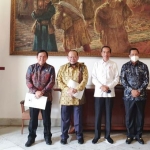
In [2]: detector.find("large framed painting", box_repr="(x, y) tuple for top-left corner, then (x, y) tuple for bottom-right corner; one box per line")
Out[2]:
(10, 0), (150, 57)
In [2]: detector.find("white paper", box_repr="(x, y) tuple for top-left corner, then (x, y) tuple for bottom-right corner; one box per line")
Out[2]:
(24, 93), (47, 110)
(67, 79), (84, 99)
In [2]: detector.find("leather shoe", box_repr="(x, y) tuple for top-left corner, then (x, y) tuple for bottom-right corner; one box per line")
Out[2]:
(126, 137), (133, 144)
(78, 138), (84, 144)
(105, 137), (114, 144)
(60, 139), (67, 145)
(25, 138), (35, 147)
(45, 138), (52, 145)
(135, 138), (144, 144)
(92, 138), (99, 144)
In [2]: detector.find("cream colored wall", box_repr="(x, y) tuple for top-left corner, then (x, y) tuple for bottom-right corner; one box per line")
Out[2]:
(0, 1), (150, 124)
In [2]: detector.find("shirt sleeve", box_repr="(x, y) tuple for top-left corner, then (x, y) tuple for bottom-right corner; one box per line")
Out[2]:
(76, 65), (88, 91)
(56, 66), (69, 91)
(120, 64), (132, 93)
(92, 62), (103, 88)
(42, 67), (55, 94)
(26, 65), (38, 93)
(137, 64), (149, 92)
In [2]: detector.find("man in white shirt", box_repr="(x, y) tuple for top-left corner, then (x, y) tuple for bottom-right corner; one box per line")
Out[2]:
(91, 46), (119, 144)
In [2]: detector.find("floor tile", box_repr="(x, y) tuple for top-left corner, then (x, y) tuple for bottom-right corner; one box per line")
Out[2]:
(0, 126), (150, 150)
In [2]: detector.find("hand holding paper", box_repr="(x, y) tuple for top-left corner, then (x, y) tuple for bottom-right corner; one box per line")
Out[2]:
(24, 93), (47, 110)
(67, 79), (84, 99)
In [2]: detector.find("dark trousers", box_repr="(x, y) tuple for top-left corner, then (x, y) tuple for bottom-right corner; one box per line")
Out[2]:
(94, 97), (113, 139)
(28, 101), (52, 140)
(61, 105), (83, 140)
(124, 100), (146, 138)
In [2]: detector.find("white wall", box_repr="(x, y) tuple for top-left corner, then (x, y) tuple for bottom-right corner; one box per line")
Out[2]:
(0, 1), (150, 123)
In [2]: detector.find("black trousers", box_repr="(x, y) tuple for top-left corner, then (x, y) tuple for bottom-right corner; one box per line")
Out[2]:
(94, 97), (113, 139)
(124, 100), (146, 138)
(28, 101), (52, 140)
(61, 105), (83, 140)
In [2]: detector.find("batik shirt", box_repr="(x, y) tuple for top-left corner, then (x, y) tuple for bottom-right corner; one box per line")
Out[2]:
(120, 61), (149, 101)
(26, 63), (55, 101)
(57, 62), (88, 105)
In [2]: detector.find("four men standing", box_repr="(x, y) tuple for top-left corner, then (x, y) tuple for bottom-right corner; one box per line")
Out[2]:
(25, 48), (149, 147)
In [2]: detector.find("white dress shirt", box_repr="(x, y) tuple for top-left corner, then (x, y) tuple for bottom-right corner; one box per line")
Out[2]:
(92, 59), (119, 97)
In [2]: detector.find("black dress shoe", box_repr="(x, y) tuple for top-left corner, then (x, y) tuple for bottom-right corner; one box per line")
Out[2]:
(126, 137), (133, 144)
(60, 139), (67, 145)
(78, 138), (84, 144)
(136, 138), (144, 144)
(25, 138), (35, 147)
(92, 138), (99, 144)
(45, 138), (52, 145)
(105, 137), (114, 144)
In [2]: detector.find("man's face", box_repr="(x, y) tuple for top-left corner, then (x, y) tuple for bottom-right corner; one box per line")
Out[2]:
(129, 50), (139, 63)
(101, 47), (111, 62)
(67, 51), (79, 64)
(37, 52), (48, 66)
(129, 50), (139, 58)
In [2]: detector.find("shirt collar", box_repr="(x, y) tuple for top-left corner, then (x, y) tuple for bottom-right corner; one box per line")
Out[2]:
(68, 62), (79, 68)
(129, 60), (139, 66)
(37, 63), (47, 68)
(101, 59), (110, 64)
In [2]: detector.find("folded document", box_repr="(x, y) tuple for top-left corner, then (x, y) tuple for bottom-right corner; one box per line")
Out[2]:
(67, 79), (84, 99)
(24, 93), (47, 110)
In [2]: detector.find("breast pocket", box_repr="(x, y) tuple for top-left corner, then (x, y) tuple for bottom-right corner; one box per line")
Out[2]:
(106, 65), (114, 78)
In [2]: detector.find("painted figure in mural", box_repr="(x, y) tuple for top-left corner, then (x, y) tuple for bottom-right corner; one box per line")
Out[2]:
(94, 0), (132, 53)
(120, 48), (149, 144)
(54, 0), (91, 52)
(92, 0), (105, 9)
(127, 0), (150, 12)
(57, 50), (88, 144)
(18, 0), (31, 19)
(18, 0), (29, 13)
(31, 0), (58, 51)
(25, 50), (55, 147)
(128, 0), (150, 6)
(79, 0), (95, 26)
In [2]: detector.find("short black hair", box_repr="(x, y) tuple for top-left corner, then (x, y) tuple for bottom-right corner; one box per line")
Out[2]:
(68, 50), (78, 56)
(101, 46), (111, 53)
(37, 50), (48, 58)
(129, 48), (139, 54)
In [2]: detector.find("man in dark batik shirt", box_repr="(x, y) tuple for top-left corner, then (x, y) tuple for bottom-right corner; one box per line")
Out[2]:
(25, 50), (55, 147)
(121, 48), (149, 145)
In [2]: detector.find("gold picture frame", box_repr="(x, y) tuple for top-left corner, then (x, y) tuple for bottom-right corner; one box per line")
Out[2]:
(10, 0), (150, 57)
